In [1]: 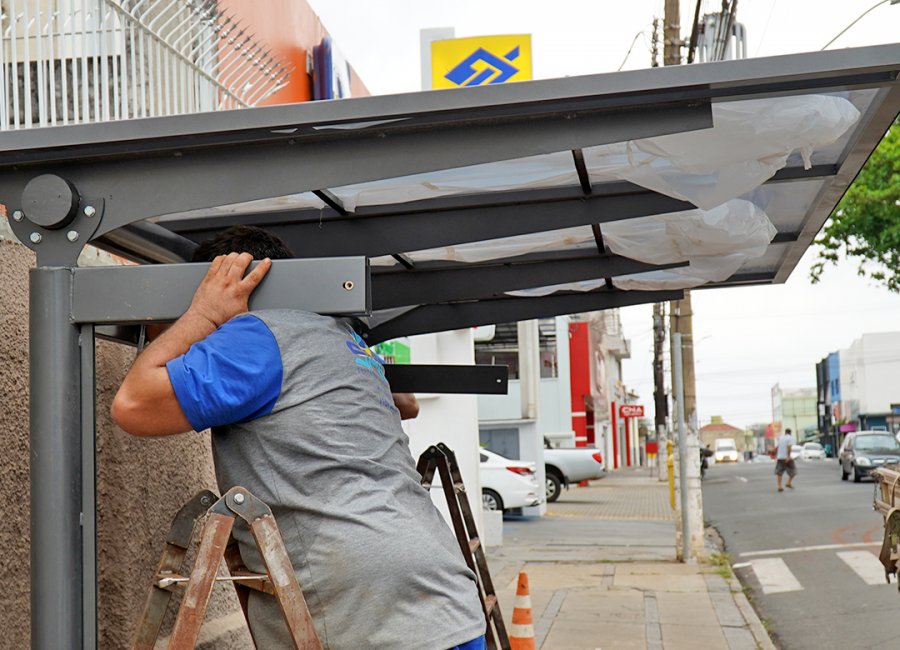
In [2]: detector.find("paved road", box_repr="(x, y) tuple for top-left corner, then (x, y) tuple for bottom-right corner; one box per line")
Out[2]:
(703, 458), (900, 650)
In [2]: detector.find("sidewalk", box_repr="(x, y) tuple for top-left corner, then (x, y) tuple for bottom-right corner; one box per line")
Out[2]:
(486, 469), (775, 650)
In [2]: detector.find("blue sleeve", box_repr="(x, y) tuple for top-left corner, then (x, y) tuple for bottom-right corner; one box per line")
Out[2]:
(166, 314), (283, 432)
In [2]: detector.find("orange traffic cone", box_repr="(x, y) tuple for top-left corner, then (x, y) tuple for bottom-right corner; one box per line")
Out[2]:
(509, 571), (535, 650)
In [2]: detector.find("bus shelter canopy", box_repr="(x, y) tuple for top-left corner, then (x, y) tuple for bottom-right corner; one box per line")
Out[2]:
(2, 44), (899, 343)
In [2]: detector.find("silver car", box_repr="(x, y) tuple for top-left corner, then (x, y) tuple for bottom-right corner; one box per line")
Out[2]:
(840, 432), (900, 483)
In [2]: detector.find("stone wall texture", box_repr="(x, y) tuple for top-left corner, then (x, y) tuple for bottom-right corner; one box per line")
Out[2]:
(0, 238), (253, 649)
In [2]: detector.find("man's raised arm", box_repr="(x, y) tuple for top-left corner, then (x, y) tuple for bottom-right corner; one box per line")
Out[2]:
(111, 252), (271, 437)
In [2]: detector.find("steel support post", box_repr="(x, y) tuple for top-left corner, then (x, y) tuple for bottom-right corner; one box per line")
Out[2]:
(30, 267), (83, 649)
(81, 324), (97, 649)
(672, 332), (691, 564)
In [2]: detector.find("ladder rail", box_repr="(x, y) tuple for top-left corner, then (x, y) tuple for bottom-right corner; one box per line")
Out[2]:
(131, 490), (218, 650)
(418, 444), (512, 650)
(437, 444), (511, 649)
(132, 487), (322, 650)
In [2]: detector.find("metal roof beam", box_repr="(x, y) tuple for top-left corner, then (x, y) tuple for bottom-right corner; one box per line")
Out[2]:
(70, 258), (370, 324)
(169, 189), (695, 259)
(364, 288), (683, 344)
(2, 102), (712, 242)
(370, 254), (688, 310)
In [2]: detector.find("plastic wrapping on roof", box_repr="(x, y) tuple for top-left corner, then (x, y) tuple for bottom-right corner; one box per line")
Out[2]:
(502, 200), (776, 294)
(372, 93), (858, 292)
(337, 93), (859, 210)
(607, 95), (860, 210)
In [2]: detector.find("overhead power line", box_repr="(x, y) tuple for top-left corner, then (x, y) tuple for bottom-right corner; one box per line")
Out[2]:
(821, 0), (899, 50)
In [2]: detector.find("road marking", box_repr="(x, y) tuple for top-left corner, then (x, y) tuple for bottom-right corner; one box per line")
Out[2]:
(740, 541), (880, 558)
(837, 550), (888, 585)
(749, 558), (803, 594)
(736, 476), (748, 483)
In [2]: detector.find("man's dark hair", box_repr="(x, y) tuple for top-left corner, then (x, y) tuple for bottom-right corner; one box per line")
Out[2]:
(191, 225), (294, 262)
(785, 428), (792, 434)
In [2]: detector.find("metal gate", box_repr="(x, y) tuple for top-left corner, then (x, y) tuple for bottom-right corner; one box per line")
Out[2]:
(0, 0), (291, 130)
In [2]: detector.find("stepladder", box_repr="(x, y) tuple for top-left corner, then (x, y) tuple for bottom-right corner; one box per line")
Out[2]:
(131, 486), (322, 650)
(417, 443), (512, 650)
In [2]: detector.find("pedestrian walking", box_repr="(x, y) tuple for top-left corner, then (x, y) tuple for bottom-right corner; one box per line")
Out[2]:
(775, 428), (797, 492)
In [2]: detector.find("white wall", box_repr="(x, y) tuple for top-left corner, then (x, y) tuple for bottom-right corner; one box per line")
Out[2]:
(403, 330), (483, 533)
(857, 333), (900, 414)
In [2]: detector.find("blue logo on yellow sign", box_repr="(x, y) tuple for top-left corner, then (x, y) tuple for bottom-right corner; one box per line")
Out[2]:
(445, 46), (521, 86)
(432, 35), (532, 90)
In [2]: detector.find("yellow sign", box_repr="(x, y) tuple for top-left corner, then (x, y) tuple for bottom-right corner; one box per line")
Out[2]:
(432, 35), (532, 89)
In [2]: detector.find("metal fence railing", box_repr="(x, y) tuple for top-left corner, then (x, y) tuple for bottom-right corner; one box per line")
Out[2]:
(0, 0), (292, 130)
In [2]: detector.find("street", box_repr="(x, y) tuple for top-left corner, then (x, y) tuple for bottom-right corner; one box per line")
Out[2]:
(703, 458), (900, 650)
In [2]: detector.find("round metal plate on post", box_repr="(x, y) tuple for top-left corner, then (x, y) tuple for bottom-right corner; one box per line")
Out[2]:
(21, 174), (80, 229)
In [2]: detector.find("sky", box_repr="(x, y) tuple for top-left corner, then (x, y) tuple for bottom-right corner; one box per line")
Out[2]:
(306, 0), (900, 428)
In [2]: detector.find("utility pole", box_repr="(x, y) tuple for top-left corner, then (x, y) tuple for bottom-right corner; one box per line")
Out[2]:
(653, 303), (667, 480)
(663, 0), (704, 562)
(663, 0), (681, 65)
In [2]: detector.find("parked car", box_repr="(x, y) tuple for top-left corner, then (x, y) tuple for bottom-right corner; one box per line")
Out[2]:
(790, 444), (803, 461)
(479, 449), (543, 512)
(801, 442), (826, 460)
(713, 438), (739, 463)
(543, 438), (605, 503)
(839, 432), (900, 483)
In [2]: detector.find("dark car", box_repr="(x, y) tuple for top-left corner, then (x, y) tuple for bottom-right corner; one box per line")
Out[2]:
(840, 432), (900, 482)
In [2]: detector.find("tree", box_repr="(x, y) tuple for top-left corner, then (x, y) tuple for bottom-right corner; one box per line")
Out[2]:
(810, 118), (900, 290)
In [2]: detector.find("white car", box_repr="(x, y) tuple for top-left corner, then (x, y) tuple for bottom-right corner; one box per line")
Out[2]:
(479, 449), (543, 512)
(790, 443), (803, 461)
(713, 438), (739, 463)
(801, 442), (826, 460)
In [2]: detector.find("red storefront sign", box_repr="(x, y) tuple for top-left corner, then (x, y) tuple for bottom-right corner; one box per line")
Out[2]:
(619, 404), (645, 418)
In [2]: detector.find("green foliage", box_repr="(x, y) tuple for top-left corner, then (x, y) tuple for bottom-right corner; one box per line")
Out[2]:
(810, 119), (900, 290)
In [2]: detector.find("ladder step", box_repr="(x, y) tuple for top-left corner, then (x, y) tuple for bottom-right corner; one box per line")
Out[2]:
(468, 538), (481, 553)
(156, 572), (269, 589)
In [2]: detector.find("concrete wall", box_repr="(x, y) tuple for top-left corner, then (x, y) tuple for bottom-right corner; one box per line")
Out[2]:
(0, 235), (251, 649)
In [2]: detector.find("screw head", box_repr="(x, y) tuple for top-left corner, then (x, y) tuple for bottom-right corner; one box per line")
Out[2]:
(233, 493), (245, 505)
(12, 210), (24, 222)
(342, 280), (355, 291)
(200, 496), (211, 507)
(66, 230), (79, 242)
(83, 205), (96, 218)
(29, 232), (42, 244)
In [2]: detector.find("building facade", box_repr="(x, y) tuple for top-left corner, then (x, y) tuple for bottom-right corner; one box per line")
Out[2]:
(771, 383), (818, 441)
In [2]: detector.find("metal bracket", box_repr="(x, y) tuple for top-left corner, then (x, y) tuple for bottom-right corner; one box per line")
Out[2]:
(8, 173), (104, 266)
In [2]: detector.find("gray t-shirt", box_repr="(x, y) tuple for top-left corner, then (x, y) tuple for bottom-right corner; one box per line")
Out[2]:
(207, 310), (484, 649)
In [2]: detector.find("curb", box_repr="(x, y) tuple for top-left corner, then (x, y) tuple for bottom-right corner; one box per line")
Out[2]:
(726, 574), (777, 650)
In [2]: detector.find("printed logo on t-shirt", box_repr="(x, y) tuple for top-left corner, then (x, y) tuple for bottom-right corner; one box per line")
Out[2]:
(344, 330), (397, 412)
(345, 330), (388, 383)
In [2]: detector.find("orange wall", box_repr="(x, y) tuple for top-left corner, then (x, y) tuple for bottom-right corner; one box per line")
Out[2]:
(221, 0), (369, 104)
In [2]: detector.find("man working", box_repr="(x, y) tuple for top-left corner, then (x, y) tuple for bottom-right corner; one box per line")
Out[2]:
(775, 428), (797, 492)
(112, 227), (485, 649)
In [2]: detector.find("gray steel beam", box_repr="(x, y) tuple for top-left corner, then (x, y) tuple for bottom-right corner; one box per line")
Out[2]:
(159, 163), (836, 263)
(71, 258), (370, 324)
(1, 44), (896, 165)
(1, 101), (713, 240)
(370, 255), (688, 310)
(172, 189), (694, 260)
(30, 267), (83, 650)
(365, 289), (684, 344)
(161, 163), (839, 235)
(95, 222), (199, 264)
